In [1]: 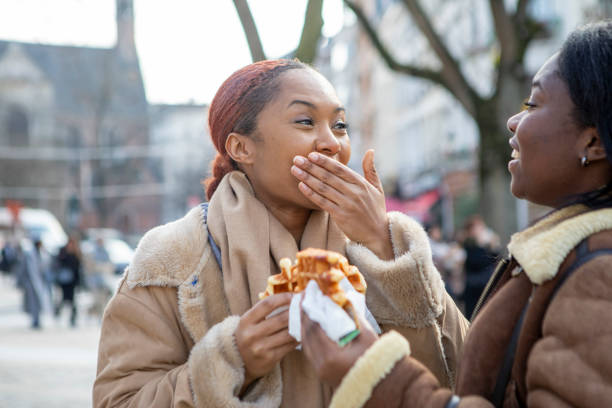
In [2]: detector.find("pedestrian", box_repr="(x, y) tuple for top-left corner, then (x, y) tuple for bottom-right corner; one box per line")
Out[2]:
(16, 237), (52, 329)
(300, 20), (612, 408)
(54, 236), (82, 327)
(93, 59), (468, 407)
(459, 215), (500, 318)
(427, 224), (466, 302)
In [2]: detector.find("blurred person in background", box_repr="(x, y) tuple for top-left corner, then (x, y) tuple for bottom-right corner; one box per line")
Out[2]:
(0, 234), (19, 278)
(427, 224), (466, 303)
(459, 215), (501, 318)
(54, 236), (82, 327)
(300, 20), (612, 408)
(93, 59), (467, 407)
(87, 237), (114, 320)
(16, 237), (52, 329)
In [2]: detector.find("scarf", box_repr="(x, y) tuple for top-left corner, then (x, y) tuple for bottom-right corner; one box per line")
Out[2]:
(206, 171), (347, 407)
(207, 171), (347, 315)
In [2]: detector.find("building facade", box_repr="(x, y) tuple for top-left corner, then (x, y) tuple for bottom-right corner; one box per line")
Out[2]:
(0, 0), (160, 236)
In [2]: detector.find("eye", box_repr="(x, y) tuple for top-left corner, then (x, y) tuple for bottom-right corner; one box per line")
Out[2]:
(521, 98), (536, 111)
(295, 118), (313, 126)
(333, 120), (349, 131)
(521, 98), (537, 111)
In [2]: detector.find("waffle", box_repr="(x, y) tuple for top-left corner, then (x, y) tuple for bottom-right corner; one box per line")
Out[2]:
(258, 248), (367, 325)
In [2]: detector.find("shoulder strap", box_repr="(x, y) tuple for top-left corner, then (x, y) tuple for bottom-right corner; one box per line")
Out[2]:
(200, 203), (222, 270)
(490, 237), (612, 407)
(490, 283), (530, 407)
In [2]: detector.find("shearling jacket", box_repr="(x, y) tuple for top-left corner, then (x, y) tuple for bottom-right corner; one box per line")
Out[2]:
(93, 207), (468, 407)
(333, 206), (612, 408)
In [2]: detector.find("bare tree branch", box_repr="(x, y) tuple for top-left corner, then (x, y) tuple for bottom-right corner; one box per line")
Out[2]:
(232, 0), (266, 62)
(342, 2), (452, 97)
(516, 0), (530, 23)
(295, 0), (324, 63)
(488, 0), (519, 65)
(399, 0), (481, 115)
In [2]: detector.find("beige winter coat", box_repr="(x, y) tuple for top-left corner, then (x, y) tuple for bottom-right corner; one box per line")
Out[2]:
(93, 205), (468, 407)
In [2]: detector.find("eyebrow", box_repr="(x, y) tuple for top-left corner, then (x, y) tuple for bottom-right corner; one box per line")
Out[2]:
(287, 99), (345, 113)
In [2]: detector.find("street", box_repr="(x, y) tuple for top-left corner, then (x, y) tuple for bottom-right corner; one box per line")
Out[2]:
(0, 276), (101, 408)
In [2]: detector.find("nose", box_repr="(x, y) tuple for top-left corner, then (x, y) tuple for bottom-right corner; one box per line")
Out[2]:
(315, 126), (341, 157)
(506, 111), (522, 134)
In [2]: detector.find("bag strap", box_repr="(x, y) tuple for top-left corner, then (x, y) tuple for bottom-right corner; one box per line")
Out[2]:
(490, 237), (612, 407)
(200, 203), (222, 270)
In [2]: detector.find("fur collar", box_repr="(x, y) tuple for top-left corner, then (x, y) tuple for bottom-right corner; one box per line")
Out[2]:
(508, 205), (612, 285)
(126, 205), (208, 289)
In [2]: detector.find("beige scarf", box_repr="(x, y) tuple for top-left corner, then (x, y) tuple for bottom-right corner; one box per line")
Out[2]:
(207, 171), (346, 407)
(207, 171), (347, 315)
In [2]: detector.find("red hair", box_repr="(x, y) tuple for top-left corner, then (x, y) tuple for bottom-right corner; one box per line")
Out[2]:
(204, 59), (308, 199)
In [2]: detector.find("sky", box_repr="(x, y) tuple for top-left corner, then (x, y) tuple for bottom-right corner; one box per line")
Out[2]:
(0, 0), (346, 104)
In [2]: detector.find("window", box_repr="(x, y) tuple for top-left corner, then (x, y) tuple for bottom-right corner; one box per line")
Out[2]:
(6, 106), (29, 146)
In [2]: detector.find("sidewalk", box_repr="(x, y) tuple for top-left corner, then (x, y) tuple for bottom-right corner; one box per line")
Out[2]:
(0, 276), (101, 408)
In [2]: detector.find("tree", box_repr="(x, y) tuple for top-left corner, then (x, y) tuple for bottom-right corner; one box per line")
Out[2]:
(232, 0), (324, 64)
(233, 0), (549, 239)
(342, 0), (551, 240)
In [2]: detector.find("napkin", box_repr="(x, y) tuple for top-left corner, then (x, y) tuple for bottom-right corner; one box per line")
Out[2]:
(288, 278), (381, 343)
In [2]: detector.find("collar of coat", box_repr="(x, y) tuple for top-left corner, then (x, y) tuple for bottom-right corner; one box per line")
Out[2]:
(126, 205), (208, 289)
(507, 205), (612, 285)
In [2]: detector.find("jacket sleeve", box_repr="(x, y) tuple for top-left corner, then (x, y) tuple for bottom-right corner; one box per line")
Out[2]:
(346, 211), (469, 387)
(525, 255), (612, 407)
(329, 331), (493, 408)
(93, 280), (282, 408)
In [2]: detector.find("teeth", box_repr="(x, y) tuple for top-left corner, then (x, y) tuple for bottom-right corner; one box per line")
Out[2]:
(511, 150), (520, 159)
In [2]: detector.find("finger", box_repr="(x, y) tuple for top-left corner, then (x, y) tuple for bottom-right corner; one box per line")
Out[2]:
(362, 149), (383, 193)
(265, 327), (298, 349)
(292, 165), (345, 206)
(297, 181), (342, 214)
(269, 339), (300, 362)
(301, 309), (335, 355)
(308, 152), (363, 185)
(257, 309), (290, 336)
(292, 156), (357, 197)
(298, 152), (364, 186)
(246, 293), (293, 323)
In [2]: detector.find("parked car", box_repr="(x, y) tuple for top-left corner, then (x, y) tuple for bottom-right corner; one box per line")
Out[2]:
(0, 207), (68, 255)
(80, 237), (135, 276)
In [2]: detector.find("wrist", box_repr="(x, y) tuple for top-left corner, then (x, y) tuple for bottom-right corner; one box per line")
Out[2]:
(363, 223), (393, 260)
(239, 371), (259, 397)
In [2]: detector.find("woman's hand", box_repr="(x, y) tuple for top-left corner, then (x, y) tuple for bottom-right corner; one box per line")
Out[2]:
(291, 149), (393, 260)
(235, 293), (298, 393)
(301, 310), (379, 388)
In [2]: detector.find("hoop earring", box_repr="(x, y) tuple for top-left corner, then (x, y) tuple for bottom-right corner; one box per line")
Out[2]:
(581, 156), (590, 167)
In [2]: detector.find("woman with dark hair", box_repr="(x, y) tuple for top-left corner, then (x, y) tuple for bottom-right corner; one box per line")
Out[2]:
(300, 20), (612, 408)
(54, 236), (82, 327)
(93, 59), (467, 407)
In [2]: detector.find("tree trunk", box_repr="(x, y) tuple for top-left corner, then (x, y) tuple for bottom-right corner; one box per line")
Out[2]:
(232, 0), (266, 62)
(476, 101), (516, 245)
(295, 0), (324, 63)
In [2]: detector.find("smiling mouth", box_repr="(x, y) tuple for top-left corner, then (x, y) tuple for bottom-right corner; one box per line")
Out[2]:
(511, 150), (521, 159)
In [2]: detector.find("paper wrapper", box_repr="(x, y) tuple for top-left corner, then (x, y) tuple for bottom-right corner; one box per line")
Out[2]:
(289, 278), (380, 344)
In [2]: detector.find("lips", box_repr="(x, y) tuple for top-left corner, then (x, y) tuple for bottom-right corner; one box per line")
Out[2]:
(509, 138), (520, 159)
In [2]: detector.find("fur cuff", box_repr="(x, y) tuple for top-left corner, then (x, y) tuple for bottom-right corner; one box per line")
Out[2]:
(346, 211), (445, 327)
(330, 331), (411, 408)
(188, 316), (282, 407)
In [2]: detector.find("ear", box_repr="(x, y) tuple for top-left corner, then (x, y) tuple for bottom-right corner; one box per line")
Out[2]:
(225, 132), (256, 165)
(579, 127), (608, 162)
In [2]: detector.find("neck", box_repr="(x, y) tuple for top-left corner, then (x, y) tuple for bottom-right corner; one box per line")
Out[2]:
(266, 203), (312, 244)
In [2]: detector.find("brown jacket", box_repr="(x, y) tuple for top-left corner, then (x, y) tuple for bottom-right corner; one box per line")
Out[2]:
(93, 207), (468, 407)
(340, 206), (612, 408)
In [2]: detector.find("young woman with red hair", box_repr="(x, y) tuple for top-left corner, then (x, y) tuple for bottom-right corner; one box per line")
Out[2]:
(93, 59), (467, 407)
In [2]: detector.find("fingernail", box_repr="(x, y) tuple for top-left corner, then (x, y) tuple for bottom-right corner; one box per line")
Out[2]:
(294, 156), (305, 165)
(308, 152), (319, 161)
(291, 166), (303, 176)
